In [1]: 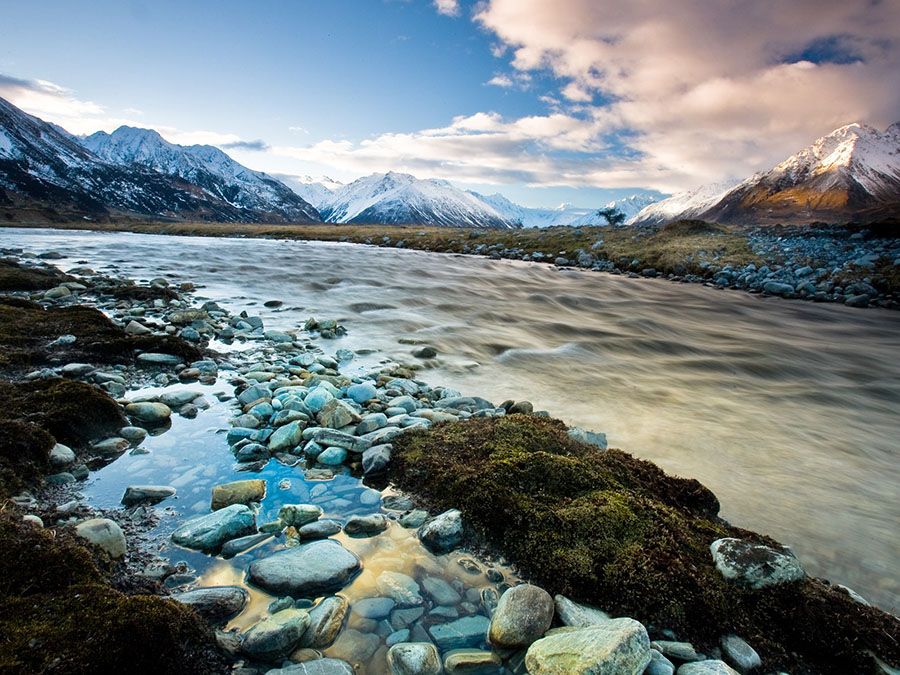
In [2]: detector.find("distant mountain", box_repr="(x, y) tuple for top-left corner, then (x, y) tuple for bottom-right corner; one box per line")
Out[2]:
(467, 192), (591, 228)
(81, 127), (320, 223)
(276, 174), (344, 210)
(631, 122), (900, 226)
(628, 182), (738, 225)
(317, 171), (514, 228)
(0, 96), (320, 223)
(567, 194), (659, 226)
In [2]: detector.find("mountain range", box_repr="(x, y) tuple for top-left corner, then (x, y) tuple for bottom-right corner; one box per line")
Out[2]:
(631, 122), (900, 225)
(1, 93), (896, 227)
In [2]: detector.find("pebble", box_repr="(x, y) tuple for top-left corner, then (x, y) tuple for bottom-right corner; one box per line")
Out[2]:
(489, 583), (554, 648)
(75, 518), (126, 558)
(387, 642), (443, 675)
(242, 608), (310, 662)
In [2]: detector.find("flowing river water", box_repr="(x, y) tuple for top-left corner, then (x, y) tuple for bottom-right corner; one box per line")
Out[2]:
(4, 228), (899, 617)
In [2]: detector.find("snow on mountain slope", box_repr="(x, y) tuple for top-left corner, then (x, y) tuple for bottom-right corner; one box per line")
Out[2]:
(628, 182), (738, 225)
(81, 127), (319, 222)
(318, 172), (514, 228)
(467, 191), (593, 228)
(277, 174), (344, 209)
(566, 194), (660, 226)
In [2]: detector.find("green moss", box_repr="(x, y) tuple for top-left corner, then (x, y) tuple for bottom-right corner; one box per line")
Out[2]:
(390, 415), (900, 674)
(0, 514), (226, 675)
(0, 419), (54, 497)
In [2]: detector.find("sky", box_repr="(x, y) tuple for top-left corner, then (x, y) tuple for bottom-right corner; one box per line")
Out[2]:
(0, 0), (898, 208)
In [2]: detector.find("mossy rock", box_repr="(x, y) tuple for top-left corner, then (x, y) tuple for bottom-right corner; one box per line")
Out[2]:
(0, 419), (54, 496)
(390, 415), (900, 674)
(0, 258), (73, 291)
(0, 297), (201, 374)
(0, 515), (225, 674)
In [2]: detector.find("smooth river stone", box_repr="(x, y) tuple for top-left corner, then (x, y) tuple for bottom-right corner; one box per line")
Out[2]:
(489, 584), (554, 648)
(428, 615), (491, 651)
(171, 503), (257, 551)
(524, 619), (651, 675)
(387, 642), (442, 675)
(210, 479), (266, 510)
(248, 539), (361, 597)
(121, 485), (176, 507)
(554, 594), (611, 627)
(297, 595), (349, 649)
(710, 538), (806, 590)
(170, 586), (249, 623)
(125, 401), (172, 423)
(242, 608), (310, 662)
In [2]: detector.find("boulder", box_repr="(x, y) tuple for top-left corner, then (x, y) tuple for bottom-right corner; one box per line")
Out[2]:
(444, 649), (503, 674)
(387, 642), (442, 675)
(318, 399), (361, 429)
(171, 586), (249, 623)
(75, 518), (126, 558)
(297, 596), (349, 649)
(676, 661), (740, 675)
(525, 619), (651, 674)
(279, 503), (323, 527)
(121, 485), (176, 507)
(719, 635), (762, 674)
(710, 538), (805, 589)
(248, 539), (361, 596)
(489, 584), (554, 648)
(269, 421), (305, 452)
(171, 504), (256, 551)
(343, 514), (389, 537)
(418, 508), (464, 553)
(211, 479), (266, 510)
(554, 594), (610, 627)
(242, 608), (310, 662)
(125, 401), (172, 423)
(49, 443), (75, 468)
(362, 443), (392, 475)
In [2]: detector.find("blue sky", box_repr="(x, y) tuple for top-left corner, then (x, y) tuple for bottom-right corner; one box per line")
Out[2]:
(1, 0), (898, 208)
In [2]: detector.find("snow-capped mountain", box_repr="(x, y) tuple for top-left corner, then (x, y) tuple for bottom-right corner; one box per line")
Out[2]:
(628, 182), (738, 225)
(277, 174), (344, 209)
(0, 96), (320, 223)
(707, 122), (900, 224)
(81, 127), (319, 223)
(317, 172), (515, 228)
(566, 194), (660, 226)
(631, 122), (900, 225)
(467, 192), (592, 228)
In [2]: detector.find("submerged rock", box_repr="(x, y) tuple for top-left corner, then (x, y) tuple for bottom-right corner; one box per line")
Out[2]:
(387, 642), (442, 675)
(676, 661), (740, 675)
(444, 649), (503, 674)
(418, 508), (464, 553)
(171, 586), (249, 624)
(211, 479), (266, 510)
(121, 485), (176, 507)
(343, 514), (389, 536)
(297, 596), (349, 649)
(525, 618), (651, 674)
(242, 608), (310, 661)
(376, 571), (424, 607)
(266, 658), (355, 674)
(279, 503), (323, 527)
(428, 615), (491, 650)
(248, 539), (361, 596)
(171, 503), (256, 551)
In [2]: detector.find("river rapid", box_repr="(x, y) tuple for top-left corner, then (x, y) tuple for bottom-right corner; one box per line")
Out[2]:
(3, 227), (899, 613)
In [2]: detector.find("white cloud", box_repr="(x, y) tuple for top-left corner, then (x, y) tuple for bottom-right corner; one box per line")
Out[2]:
(433, 0), (460, 17)
(486, 74), (514, 87)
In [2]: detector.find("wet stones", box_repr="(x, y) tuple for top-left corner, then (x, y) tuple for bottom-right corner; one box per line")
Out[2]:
(719, 634), (761, 673)
(553, 594), (610, 627)
(248, 539), (361, 597)
(376, 571), (424, 607)
(297, 596), (349, 649)
(418, 509), (464, 553)
(387, 642), (442, 675)
(318, 398), (361, 429)
(279, 503), (323, 527)
(488, 583), (554, 648)
(211, 479), (266, 510)
(525, 619), (651, 675)
(75, 517), (127, 558)
(171, 503), (257, 551)
(242, 608), (310, 661)
(428, 615), (491, 650)
(343, 513), (389, 536)
(346, 382), (377, 404)
(676, 661), (740, 675)
(121, 485), (176, 507)
(710, 538), (806, 589)
(48, 442), (75, 468)
(125, 401), (172, 423)
(268, 420), (305, 452)
(362, 443), (392, 475)
(171, 586), (249, 624)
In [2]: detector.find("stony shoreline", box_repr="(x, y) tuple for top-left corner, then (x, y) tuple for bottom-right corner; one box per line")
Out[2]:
(5, 219), (900, 310)
(0, 250), (898, 675)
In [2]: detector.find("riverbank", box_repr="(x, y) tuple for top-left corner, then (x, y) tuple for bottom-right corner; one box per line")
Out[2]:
(0, 251), (898, 674)
(6, 218), (900, 310)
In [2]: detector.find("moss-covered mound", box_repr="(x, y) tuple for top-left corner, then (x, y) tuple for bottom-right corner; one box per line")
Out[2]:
(0, 379), (125, 496)
(0, 297), (201, 374)
(390, 415), (900, 674)
(0, 258), (73, 291)
(0, 515), (226, 675)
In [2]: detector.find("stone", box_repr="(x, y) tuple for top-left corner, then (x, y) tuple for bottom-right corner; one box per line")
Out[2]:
(387, 642), (442, 675)
(159, 389), (200, 407)
(266, 659), (355, 675)
(399, 510), (428, 528)
(428, 615), (490, 650)
(121, 485), (176, 506)
(362, 443), (392, 475)
(317, 446), (348, 465)
(211, 479), (267, 510)
(554, 594), (610, 627)
(125, 320), (151, 335)
(647, 649), (675, 675)
(91, 437), (130, 455)
(762, 281), (795, 296)
(319, 398), (362, 429)
(46, 472), (75, 485)
(297, 596), (349, 649)
(269, 421), (305, 452)
(845, 293), (870, 308)
(137, 352), (183, 366)
(525, 619), (651, 675)
(376, 571), (424, 607)
(172, 503), (257, 551)
(328, 628), (380, 664)
(125, 401), (172, 423)
(347, 382), (378, 404)
(418, 509), (464, 553)
(308, 428), (372, 453)
(119, 426), (147, 443)
(489, 583), (554, 648)
(248, 539), (361, 596)
(423, 576), (462, 606)
(652, 641), (703, 662)
(444, 649), (503, 674)
(354, 597), (395, 619)
(75, 518), (126, 558)
(676, 661), (740, 675)
(222, 533), (273, 558)
(344, 514), (389, 536)
(171, 586), (249, 623)
(298, 519), (342, 539)
(242, 608), (310, 661)
(280, 503), (324, 527)
(719, 635), (761, 674)
(44, 285), (71, 299)
(304, 387), (334, 413)
(49, 443), (76, 468)
(239, 383), (272, 406)
(710, 538), (805, 589)
(567, 427), (608, 450)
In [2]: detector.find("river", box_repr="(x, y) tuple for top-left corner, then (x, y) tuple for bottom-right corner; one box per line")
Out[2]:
(3, 227), (898, 613)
